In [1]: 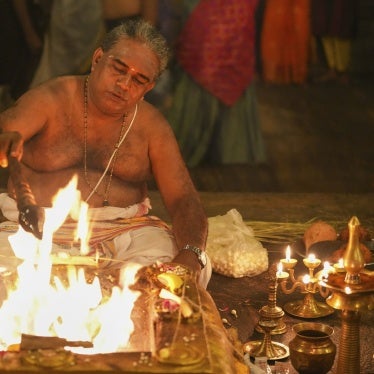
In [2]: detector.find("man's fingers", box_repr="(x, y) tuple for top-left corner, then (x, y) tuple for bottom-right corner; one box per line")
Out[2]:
(0, 132), (24, 167)
(0, 158), (8, 168)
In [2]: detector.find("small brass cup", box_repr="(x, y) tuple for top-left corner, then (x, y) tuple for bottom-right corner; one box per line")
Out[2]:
(289, 322), (336, 374)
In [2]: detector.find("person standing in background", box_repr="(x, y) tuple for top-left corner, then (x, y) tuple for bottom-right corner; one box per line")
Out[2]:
(30, 0), (104, 88)
(311, 0), (358, 83)
(260, 0), (311, 84)
(166, 0), (266, 167)
(101, 0), (159, 30)
(0, 0), (51, 102)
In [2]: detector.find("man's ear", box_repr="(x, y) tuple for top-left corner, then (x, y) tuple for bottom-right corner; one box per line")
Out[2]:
(91, 48), (104, 72)
(144, 81), (156, 95)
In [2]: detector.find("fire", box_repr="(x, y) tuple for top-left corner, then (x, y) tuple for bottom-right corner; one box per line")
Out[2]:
(0, 176), (140, 353)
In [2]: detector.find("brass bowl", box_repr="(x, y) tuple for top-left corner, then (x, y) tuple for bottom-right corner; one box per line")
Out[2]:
(289, 322), (336, 374)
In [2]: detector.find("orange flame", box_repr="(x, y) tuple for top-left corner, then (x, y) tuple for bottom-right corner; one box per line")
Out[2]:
(0, 176), (140, 352)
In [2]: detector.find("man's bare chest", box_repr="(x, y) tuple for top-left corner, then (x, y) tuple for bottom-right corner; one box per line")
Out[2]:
(24, 124), (152, 182)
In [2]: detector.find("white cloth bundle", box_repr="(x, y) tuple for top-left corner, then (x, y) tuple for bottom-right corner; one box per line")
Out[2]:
(206, 209), (268, 278)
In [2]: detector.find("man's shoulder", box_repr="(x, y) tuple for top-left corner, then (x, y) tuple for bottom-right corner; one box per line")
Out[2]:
(10, 76), (84, 122)
(139, 100), (168, 127)
(22, 76), (83, 110)
(137, 102), (178, 146)
(37, 75), (82, 95)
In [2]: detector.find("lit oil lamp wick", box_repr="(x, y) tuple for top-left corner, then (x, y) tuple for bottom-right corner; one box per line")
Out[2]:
(280, 245), (298, 270)
(333, 258), (345, 273)
(276, 262), (289, 280)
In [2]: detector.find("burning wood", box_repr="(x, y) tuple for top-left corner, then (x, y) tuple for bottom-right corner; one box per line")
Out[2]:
(19, 334), (93, 350)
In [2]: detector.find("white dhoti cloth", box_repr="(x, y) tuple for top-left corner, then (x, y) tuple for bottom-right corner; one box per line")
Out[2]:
(0, 193), (211, 288)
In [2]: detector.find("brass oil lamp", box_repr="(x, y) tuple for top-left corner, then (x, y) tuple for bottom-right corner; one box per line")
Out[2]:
(278, 246), (334, 318)
(244, 317), (289, 361)
(320, 216), (374, 374)
(244, 265), (289, 360)
(255, 264), (287, 335)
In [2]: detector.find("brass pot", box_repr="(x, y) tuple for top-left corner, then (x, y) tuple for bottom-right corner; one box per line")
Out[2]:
(289, 322), (336, 374)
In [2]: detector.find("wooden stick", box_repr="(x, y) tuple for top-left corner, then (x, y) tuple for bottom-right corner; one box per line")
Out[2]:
(8, 156), (44, 239)
(8, 156), (37, 209)
(20, 334), (93, 350)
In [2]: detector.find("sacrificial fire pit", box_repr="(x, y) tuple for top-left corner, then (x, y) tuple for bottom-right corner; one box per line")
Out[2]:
(0, 177), (240, 373)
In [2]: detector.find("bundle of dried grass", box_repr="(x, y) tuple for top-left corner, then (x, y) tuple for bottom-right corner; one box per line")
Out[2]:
(246, 219), (347, 244)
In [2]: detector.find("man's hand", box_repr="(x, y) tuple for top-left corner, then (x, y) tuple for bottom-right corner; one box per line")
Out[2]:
(172, 249), (202, 275)
(0, 131), (24, 167)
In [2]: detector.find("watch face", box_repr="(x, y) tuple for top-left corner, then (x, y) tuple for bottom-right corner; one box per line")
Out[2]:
(200, 251), (207, 267)
(183, 245), (207, 268)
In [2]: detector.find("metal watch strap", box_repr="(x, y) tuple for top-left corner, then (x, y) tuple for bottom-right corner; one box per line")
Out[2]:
(183, 244), (206, 268)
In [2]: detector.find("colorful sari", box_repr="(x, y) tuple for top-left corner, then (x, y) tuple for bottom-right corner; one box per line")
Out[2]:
(167, 0), (266, 166)
(260, 0), (311, 84)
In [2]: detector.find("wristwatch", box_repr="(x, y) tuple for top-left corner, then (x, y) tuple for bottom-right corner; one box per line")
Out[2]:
(183, 244), (207, 269)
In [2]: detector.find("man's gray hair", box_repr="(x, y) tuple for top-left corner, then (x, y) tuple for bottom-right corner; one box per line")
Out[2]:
(101, 18), (170, 79)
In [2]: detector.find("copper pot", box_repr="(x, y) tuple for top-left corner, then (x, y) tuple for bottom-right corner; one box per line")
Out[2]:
(289, 322), (336, 374)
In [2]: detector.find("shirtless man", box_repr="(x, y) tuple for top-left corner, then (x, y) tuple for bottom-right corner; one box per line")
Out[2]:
(0, 19), (211, 287)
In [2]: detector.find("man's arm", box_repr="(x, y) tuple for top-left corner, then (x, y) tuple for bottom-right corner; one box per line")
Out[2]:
(149, 116), (208, 273)
(0, 86), (50, 165)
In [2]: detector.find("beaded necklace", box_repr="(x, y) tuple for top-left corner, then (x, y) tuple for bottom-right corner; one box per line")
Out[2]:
(83, 75), (138, 206)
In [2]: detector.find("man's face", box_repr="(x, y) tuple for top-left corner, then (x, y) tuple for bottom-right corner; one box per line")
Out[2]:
(90, 38), (158, 114)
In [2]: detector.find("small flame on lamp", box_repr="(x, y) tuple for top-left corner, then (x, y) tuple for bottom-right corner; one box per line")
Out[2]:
(344, 286), (352, 295)
(307, 253), (316, 262)
(303, 274), (311, 284)
(277, 262), (283, 277)
(285, 246), (291, 262)
(321, 261), (331, 279)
